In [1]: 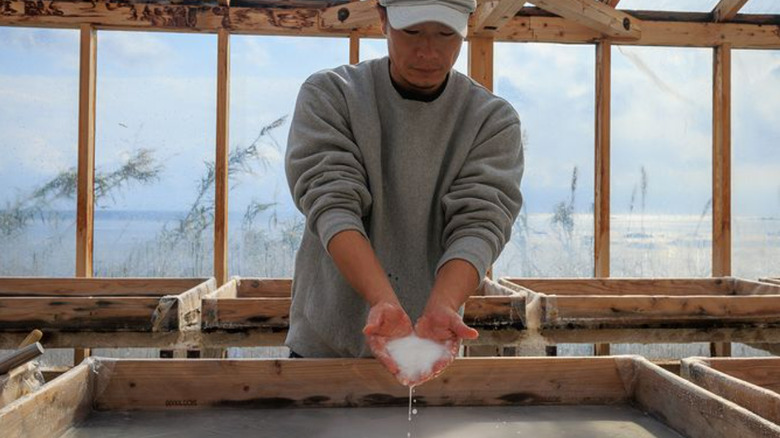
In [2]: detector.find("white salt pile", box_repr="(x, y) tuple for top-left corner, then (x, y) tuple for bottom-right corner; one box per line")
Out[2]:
(386, 334), (451, 385)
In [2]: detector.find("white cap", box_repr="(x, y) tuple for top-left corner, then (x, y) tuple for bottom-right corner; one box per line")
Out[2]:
(378, 0), (477, 38)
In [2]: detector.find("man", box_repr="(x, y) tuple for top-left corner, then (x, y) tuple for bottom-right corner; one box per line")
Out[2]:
(284, 0), (523, 384)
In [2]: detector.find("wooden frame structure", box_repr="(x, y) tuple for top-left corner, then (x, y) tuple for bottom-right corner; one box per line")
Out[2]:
(1, 0), (778, 358)
(499, 277), (780, 347)
(200, 277), (527, 348)
(2, 355), (779, 437)
(682, 356), (780, 426)
(0, 278), (216, 349)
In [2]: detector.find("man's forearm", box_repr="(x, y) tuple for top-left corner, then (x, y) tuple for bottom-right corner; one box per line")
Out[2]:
(426, 259), (480, 312)
(327, 230), (398, 307)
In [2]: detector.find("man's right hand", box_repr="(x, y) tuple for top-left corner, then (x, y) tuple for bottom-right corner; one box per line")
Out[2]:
(363, 301), (413, 377)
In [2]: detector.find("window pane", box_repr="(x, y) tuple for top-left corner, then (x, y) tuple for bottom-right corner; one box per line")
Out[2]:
(493, 43), (595, 278)
(741, 0), (780, 14)
(93, 31), (216, 277)
(228, 36), (347, 277)
(611, 46), (712, 278)
(733, 49), (780, 280)
(617, 0), (718, 12)
(0, 27), (79, 276)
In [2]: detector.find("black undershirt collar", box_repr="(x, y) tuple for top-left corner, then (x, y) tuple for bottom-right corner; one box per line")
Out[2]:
(388, 61), (449, 102)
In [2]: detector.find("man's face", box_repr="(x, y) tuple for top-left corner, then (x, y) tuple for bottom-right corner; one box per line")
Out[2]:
(379, 9), (464, 95)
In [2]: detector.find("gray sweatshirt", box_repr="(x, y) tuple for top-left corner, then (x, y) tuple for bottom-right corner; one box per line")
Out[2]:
(284, 56), (523, 357)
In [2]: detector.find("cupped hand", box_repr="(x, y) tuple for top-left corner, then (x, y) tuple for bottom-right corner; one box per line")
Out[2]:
(363, 301), (413, 377)
(412, 304), (479, 384)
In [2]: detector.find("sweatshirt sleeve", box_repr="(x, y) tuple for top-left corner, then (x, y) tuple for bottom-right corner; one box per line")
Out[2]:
(285, 79), (372, 250)
(437, 117), (524, 280)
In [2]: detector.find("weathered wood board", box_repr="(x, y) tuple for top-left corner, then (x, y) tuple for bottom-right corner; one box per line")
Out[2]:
(1, 356), (778, 438)
(498, 277), (780, 344)
(682, 357), (780, 426)
(0, 277), (216, 349)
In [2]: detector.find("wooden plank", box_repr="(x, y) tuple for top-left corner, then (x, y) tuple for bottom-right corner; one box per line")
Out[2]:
(0, 2), (777, 48)
(495, 16), (780, 48)
(760, 278), (780, 286)
(151, 278), (216, 331)
(500, 277), (735, 296)
(206, 278), (239, 298)
(593, 40), (611, 358)
(0, 362), (93, 438)
(467, 35), (494, 91)
(594, 41), (610, 281)
(530, 0), (642, 40)
(0, 277), (207, 297)
(471, 0), (525, 34)
(712, 0), (750, 22)
(76, 24), (96, 278)
(320, 0), (377, 30)
(0, 298), (162, 331)
(92, 356), (630, 410)
(633, 357), (780, 437)
(214, 28), (230, 287)
(538, 327), (780, 345)
(202, 296), (526, 330)
(236, 278), (290, 297)
(712, 42), (732, 357)
(683, 358), (780, 427)
(548, 295), (780, 327)
(733, 278), (780, 296)
(349, 30), (359, 64)
(696, 358), (780, 393)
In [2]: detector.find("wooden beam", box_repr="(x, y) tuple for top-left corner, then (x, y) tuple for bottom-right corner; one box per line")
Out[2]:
(712, 0), (749, 22)
(0, 277), (208, 297)
(495, 16), (780, 48)
(1, 3), (778, 48)
(0, 298), (163, 331)
(530, 0), (642, 40)
(712, 42), (732, 358)
(349, 30), (359, 64)
(605, 0), (621, 7)
(76, 24), (96, 278)
(214, 28), (230, 287)
(594, 41), (611, 357)
(500, 278), (738, 296)
(471, 0), (525, 34)
(467, 36), (494, 91)
(321, 0), (378, 30)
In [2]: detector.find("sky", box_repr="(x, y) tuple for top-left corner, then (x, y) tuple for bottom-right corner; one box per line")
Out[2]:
(0, 0), (778, 222)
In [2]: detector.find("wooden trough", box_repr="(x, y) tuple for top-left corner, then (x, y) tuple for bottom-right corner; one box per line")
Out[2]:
(1, 356), (778, 438)
(682, 357), (780, 428)
(0, 277), (216, 349)
(199, 277), (527, 348)
(498, 277), (780, 345)
(760, 278), (780, 286)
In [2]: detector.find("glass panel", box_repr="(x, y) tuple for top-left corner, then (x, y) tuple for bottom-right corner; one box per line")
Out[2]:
(741, 0), (780, 14)
(611, 46), (712, 278)
(617, 0), (719, 12)
(93, 31), (216, 277)
(228, 36), (348, 277)
(733, 49), (780, 280)
(0, 27), (79, 276)
(493, 43), (596, 278)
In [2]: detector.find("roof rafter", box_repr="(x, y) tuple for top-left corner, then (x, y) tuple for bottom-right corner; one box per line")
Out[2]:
(530, 0), (641, 40)
(471, 0), (525, 35)
(321, 0), (378, 30)
(712, 0), (750, 22)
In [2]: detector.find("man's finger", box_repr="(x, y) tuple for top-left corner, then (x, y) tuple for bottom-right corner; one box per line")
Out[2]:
(454, 321), (479, 340)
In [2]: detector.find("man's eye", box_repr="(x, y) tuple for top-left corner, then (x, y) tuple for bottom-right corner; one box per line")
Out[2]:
(441, 32), (455, 37)
(403, 29), (420, 35)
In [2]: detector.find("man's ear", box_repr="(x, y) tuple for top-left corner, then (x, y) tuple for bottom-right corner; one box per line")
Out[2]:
(376, 6), (389, 36)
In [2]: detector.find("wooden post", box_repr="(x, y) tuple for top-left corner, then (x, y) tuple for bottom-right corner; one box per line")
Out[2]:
(711, 43), (732, 357)
(76, 24), (97, 278)
(349, 31), (360, 65)
(466, 34), (496, 357)
(594, 41), (612, 356)
(214, 28), (230, 287)
(74, 24), (97, 364)
(467, 36), (494, 91)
